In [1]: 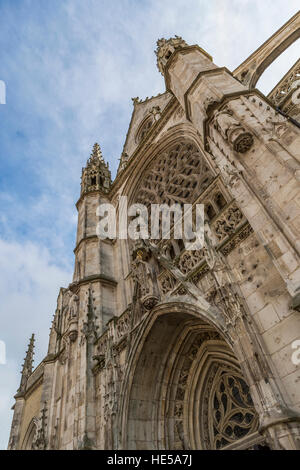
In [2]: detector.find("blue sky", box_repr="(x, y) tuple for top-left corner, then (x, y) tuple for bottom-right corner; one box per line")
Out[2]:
(0, 0), (299, 450)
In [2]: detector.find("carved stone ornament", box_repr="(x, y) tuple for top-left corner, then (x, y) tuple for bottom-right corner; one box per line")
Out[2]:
(32, 403), (48, 450)
(135, 141), (214, 207)
(131, 247), (160, 310)
(68, 293), (79, 319)
(213, 204), (244, 241)
(65, 292), (79, 342)
(142, 294), (159, 311)
(155, 36), (188, 74)
(213, 107), (254, 153)
(68, 328), (78, 343)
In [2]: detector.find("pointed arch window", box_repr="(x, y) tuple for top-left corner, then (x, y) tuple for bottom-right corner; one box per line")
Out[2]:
(135, 115), (155, 144)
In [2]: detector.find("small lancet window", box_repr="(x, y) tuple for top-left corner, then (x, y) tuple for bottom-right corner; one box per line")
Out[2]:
(136, 116), (154, 144)
(215, 192), (227, 210)
(178, 238), (185, 252)
(169, 244), (176, 260)
(206, 204), (216, 221)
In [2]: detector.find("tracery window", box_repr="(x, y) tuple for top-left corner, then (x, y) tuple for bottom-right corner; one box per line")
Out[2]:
(212, 371), (258, 449)
(136, 115), (154, 144)
(135, 141), (214, 207)
(201, 364), (259, 449)
(206, 204), (216, 221)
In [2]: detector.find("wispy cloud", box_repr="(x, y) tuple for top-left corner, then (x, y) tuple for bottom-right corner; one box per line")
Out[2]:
(0, 0), (299, 449)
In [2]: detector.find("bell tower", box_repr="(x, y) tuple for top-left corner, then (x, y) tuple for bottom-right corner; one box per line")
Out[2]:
(80, 143), (111, 195)
(72, 142), (115, 329)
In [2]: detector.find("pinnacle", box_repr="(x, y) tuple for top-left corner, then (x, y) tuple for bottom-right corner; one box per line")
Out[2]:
(17, 333), (35, 393)
(81, 142), (112, 195)
(86, 142), (108, 168)
(26, 333), (35, 356)
(154, 36), (188, 75)
(91, 142), (104, 161)
(87, 285), (94, 318)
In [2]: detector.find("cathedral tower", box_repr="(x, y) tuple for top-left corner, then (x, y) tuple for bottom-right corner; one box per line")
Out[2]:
(8, 12), (300, 450)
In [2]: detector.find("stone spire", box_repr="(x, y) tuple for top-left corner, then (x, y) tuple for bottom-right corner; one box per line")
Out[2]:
(17, 334), (35, 395)
(88, 143), (105, 164)
(155, 36), (188, 75)
(81, 143), (112, 195)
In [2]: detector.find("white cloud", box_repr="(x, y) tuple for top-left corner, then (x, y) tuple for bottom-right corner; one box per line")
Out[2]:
(0, 239), (71, 449)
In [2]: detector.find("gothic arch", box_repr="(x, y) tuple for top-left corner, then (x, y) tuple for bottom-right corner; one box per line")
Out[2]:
(119, 301), (265, 450)
(133, 139), (214, 208)
(121, 123), (216, 208)
(251, 37), (300, 90)
(233, 11), (300, 89)
(135, 114), (155, 144)
(21, 417), (38, 450)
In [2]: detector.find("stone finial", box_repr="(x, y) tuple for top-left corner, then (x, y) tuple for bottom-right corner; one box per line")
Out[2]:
(213, 107), (254, 153)
(118, 151), (129, 173)
(17, 334), (35, 395)
(81, 285), (98, 341)
(81, 143), (112, 195)
(155, 36), (188, 75)
(131, 97), (140, 105)
(88, 142), (104, 165)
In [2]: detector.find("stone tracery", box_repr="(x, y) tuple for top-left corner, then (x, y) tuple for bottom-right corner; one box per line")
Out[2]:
(203, 366), (258, 449)
(135, 140), (214, 207)
(165, 329), (260, 450)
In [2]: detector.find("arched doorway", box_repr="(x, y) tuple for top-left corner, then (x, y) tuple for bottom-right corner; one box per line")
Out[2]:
(122, 309), (265, 450)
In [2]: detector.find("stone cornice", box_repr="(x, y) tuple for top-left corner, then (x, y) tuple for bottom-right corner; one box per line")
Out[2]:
(24, 375), (43, 400)
(69, 273), (117, 292)
(73, 234), (115, 254)
(75, 188), (110, 210)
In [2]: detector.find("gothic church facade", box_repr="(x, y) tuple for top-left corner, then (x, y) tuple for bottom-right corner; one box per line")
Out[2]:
(8, 12), (300, 450)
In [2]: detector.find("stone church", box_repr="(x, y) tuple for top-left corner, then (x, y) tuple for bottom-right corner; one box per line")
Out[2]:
(8, 12), (300, 450)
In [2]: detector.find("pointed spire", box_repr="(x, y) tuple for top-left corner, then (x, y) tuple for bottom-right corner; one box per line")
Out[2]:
(89, 142), (104, 164)
(81, 142), (112, 195)
(17, 334), (35, 395)
(22, 334), (35, 375)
